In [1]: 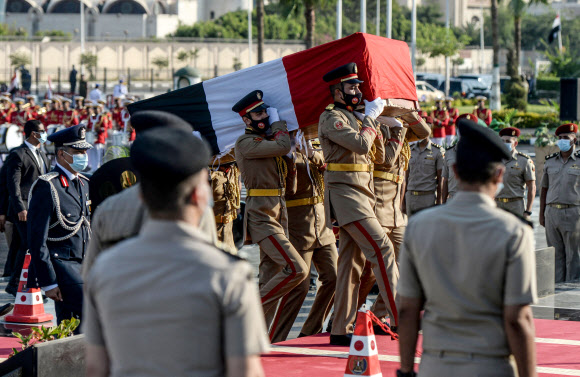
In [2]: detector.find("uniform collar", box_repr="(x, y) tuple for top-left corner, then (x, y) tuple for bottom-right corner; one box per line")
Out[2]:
(415, 139), (431, 152)
(558, 145), (576, 161)
(452, 191), (497, 208)
(141, 219), (214, 244)
(509, 149), (518, 160)
(56, 162), (77, 180)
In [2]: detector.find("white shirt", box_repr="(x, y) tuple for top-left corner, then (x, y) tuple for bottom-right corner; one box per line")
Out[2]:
(113, 84), (127, 98)
(42, 162), (78, 293)
(24, 140), (44, 172)
(89, 88), (102, 101)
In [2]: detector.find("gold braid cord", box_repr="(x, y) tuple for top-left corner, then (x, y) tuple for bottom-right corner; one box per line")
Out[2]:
(224, 165), (241, 212)
(356, 118), (376, 162)
(401, 140), (411, 171)
(310, 162), (325, 200)
(275, 156), (288, 188)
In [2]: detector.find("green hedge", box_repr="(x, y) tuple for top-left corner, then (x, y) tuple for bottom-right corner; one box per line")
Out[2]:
(491, 110), (560, 129)
(536, 77), (560, 92)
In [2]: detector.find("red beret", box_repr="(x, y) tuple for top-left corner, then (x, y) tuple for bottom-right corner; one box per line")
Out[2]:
(418, 110), (429, 118)
(555, 123), (578, 136)
(424, 116), (434, 124)
(498, 127), (521, 137)
(457, 113), (476, 122)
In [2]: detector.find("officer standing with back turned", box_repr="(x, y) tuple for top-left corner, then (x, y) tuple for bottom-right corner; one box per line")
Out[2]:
(27, 125), (92, 325)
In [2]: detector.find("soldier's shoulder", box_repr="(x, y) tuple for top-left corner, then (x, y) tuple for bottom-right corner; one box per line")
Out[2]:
(325, 103), (335, 111)
(545, 152), (559, 160)
(38, 172), (59, 182)
(431, 142), (444, 151)
(446, 144), (457, 151)
(77, 173), (90, 182)
(498, 207), (534, 229)
(517, 151), (531, 160)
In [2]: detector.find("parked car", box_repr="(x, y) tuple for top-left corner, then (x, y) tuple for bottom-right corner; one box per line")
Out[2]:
(416, 80), (444, 102)
(416, 73), (445, 91)
(440, 78), (473, 98)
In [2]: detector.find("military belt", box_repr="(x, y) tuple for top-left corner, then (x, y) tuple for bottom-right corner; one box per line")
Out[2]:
(215, 213), (236, 224)
(373, 171), (405, 183)
(246, 188), (284, 197)
(326, 163), (372, 172)
(286, 196), (323, 208)
(423, 350), (509, 361)
(495, 197), (523, 203)
(408, 190), (435, 196)
(548, 203), (578, 209)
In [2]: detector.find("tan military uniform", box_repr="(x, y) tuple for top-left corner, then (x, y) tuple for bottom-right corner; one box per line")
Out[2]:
(83, 220), (269, 377)
(541, 147), (580, 282)
(82, 184), (219, 281)
(235, 121), (308, 319)
(399, 191), (537, 377)
(406, 140), (444, 215)
(211, 161), (240, 250)
(264, 150), (338, 342)
(318, 104), (400, 335)
(496, 150), (535, 216)
(442, 144), (458, 201)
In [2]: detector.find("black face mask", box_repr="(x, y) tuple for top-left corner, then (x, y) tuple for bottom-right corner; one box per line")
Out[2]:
(248, 116), (271, 133)
(342, 91), (362, 107)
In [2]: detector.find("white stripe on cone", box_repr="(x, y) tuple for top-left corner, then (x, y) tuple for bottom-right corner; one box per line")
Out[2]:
(348, 335), (379, 357)
(15, 292), (43, 305)
(19, 268), (28, 282)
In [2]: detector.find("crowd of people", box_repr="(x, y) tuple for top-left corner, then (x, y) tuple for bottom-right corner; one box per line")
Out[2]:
(0, 61), (577, 377)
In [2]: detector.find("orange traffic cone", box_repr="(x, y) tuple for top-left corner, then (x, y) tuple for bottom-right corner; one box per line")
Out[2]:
(344, 306), (382, 377)
(5, 253), (53, 323)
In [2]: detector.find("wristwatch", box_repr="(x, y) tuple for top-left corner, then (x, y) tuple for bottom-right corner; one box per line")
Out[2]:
(524, 211), (532, 215)
(397, 370), (417, 377)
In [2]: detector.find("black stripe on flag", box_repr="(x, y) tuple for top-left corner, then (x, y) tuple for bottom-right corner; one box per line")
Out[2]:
(548, 17), (561, 44)
(127, 83), (219, 155)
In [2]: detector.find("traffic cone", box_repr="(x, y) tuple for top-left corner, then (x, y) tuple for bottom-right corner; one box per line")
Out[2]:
(5, 253), (53, 323)
(344, 306), (382, 377)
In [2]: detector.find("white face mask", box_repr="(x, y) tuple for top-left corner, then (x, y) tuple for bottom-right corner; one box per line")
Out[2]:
(505, 142), (512, 151)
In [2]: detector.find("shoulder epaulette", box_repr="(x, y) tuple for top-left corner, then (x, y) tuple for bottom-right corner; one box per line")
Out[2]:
(545, 152), (559, 160)
(446, 144), (456, 151)
(77, 173), (90, 181)
(38, 172), (59, 182)
(431, 143), (442, 149)
(517, 151), (531, 159)
(325, 104), (335, 111)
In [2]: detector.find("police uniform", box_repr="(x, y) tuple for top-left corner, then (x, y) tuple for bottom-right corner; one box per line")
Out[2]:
(541, 123), (580, 282)
(83, 127), (268, 377)
(496, 127), (536, 216)
(263, 148), (338, 342)
(398, 118), (537, 377)
(318, 63), (400, 342)
(473, 95), (492, 126)
(27, 125), (92, 324)
(442, 113), (476, 202)
(233, 91), (309, 326)
(405, 138), (444, 215)
(210, 151), (240, 250)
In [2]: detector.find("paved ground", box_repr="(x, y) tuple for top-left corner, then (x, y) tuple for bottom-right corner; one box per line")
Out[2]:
(0, 142), (577, 341)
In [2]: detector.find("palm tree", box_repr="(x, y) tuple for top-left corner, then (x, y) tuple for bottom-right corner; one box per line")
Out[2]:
(257, 0), (265, 63)
(490, 0), (501, 110)
(282, 0), (326, 49)
(510, 0), (547, 76)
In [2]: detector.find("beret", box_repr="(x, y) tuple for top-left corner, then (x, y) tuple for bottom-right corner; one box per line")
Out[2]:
(130, 110), (193, 134)
(48, 124), (93, 150)
(131, 127), (210, 185)
(457, 118), (510, 163)
(232, 90), (269, 116)
(456, 113), (477, 122)
(498, 127), (521, 137)
(323, 62), (364, 85)
(555, 123), (578, 136)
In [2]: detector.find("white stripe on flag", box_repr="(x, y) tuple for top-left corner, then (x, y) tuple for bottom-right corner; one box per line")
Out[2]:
(348, 335), (379, 357)
(16, 292), (42, 305)
(203, 58), (300, 154)
(552, 15), (561, 28)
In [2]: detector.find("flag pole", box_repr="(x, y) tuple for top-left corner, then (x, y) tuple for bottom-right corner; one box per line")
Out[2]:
(386, 0), (392, 38)
(411, 0), (417, 77)
(360, 0), (366, 33)
(248, 0), (253, 67)
(80, 0), (85, 75)
(376, 0), (380, 35)
(336, 0), (342, 39)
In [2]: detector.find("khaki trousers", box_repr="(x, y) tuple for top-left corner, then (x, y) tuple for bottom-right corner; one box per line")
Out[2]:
(357, 226), (406, 319)
(545, 206), (580, 283)
(331, 218), (399, 335)
(419, 352), (515, 377)
(265, 242), (338, 343)
(496, 199), (525, 217)
(258, 234), (309, 323)
(216, 221), (236, 250)
(406, 192), (436, 216)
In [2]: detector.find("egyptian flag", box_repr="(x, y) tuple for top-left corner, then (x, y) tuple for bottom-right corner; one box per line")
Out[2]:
(46, 76), (53, 99)
(548, 15), (561, 44)
(7, 71), (19, 93)
(128, 33), (417, 156)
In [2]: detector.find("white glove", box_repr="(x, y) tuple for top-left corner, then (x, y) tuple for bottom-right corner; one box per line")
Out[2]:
(364, 98), (386, 120)
(267, 107), (280, 123)
(353, 111), (365, 121)
(376, 116), (403, 128)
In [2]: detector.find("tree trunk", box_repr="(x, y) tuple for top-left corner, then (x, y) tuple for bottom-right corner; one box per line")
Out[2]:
(490, 0), (501, 110)
(514, 16), (521, 77)
(257, 0), (264, 64)
(304, 4), (315, 49)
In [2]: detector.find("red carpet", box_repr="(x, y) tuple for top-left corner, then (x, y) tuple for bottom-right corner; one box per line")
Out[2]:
(262, 319), (580, 376)
(0, 337), (22, 359)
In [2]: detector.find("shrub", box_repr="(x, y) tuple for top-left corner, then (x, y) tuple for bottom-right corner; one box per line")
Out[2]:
(492, 110), (560, 129)
(536, 77), (560, 92)
(504, 79), (528, 111)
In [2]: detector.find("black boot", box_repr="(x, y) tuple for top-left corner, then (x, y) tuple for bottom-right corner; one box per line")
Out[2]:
(329, 333), (352, 346)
